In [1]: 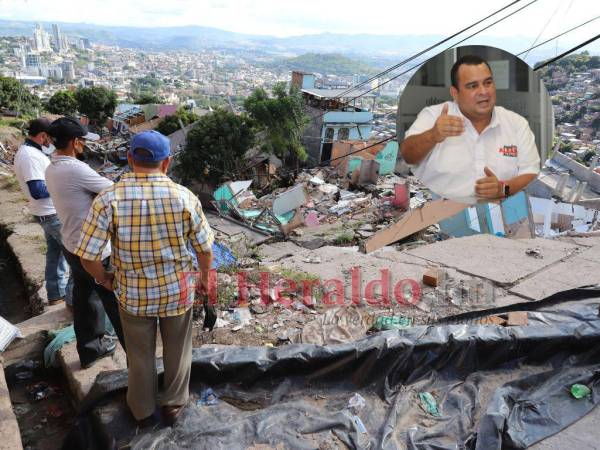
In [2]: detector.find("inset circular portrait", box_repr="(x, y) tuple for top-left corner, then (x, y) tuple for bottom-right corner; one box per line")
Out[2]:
(397, 45), (553, 202)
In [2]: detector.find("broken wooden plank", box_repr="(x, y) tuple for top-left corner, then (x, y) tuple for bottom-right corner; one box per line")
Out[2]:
(362, 199), (469, 253)
(479, 315), (507, 326)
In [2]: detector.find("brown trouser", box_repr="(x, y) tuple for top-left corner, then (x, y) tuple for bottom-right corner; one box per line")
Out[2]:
(118, 307), (193, 420)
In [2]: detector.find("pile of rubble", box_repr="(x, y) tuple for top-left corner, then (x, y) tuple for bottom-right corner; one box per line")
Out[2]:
(211, 162), (430, 244)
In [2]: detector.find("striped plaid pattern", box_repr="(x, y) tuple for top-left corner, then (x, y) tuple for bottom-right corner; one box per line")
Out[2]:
(75, 172), (214, 317)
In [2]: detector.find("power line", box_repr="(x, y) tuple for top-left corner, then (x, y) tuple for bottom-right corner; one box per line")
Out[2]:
(306, 0), (538, 127)
(534, 33), (600, 70)
(343, 0), (539, 106)
(336, 0), (526, 99)
(516, 15), (600, 57)
(521, 0), (564, 60)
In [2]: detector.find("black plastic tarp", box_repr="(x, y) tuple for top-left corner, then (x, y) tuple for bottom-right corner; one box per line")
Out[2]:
(65, 287), (600, 450)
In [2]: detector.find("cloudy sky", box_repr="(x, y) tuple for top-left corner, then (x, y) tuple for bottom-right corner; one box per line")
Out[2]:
(1, 0), (599, 44)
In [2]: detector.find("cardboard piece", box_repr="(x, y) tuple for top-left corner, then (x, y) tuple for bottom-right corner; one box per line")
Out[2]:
(362, 199), (470, 253)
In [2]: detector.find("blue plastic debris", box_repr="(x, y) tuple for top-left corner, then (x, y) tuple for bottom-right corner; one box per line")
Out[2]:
(188, 242), (237, 270)
(211, 242), (237, 269)
(197, 388), (218, 406)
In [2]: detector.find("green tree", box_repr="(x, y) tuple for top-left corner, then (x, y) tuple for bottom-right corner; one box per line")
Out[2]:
(155, 108), (200, 136)
(132, 93), (163, 104)
(175, 109), (255, 185)
(0, 76), (41, 116)
(130, 75), (162, 98)
(46, 90), (78, 115)
(244, 82), (309, 162)
(74, 86), (117, 127)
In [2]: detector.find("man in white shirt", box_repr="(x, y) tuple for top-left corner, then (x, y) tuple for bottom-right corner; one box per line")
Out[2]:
(13, 118), (71, 306)
(401, 55), (540, 200)
(46, 117), (125, 369)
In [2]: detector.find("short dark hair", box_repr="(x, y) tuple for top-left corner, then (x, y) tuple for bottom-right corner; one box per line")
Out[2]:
(450, 55), (492, 89)
(131, 148), (161, 168)
(54, 137), (73, 150)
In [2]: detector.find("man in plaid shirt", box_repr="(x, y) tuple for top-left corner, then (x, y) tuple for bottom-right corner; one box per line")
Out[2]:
(76, 130), (214, 426)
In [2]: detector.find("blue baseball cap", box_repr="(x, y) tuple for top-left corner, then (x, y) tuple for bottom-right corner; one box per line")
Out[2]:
(130, 130), (170, 162)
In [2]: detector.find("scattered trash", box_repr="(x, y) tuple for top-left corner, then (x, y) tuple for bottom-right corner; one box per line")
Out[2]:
(214, 318), (230, 328)
(197, 388), (219, 406)
(302, 257), (321, 264)
(231, 307), (252, 326)
(372, 316), (412, 331)
(0, 314), (22, 351)
(570, 384), (591, 399)
(418, 392), (441, 417)
(353, 414), (368, 434)
(15, 371), (34, 382)
(28, 382), (58, 401)
(12, 405), (31, 416)
(526, 248), (543, 259)
(347, 393), (366, 413)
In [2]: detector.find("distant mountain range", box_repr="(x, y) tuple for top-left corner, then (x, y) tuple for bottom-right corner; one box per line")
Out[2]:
(271, 53), (382, 76)
(1, 19), (597, 62)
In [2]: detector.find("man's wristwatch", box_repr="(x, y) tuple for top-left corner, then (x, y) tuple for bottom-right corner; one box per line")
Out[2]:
(499, 181), (510, 198)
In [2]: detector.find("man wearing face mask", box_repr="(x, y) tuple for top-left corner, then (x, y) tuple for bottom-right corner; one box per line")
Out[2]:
(45, 116), (126, 369)
(13, 118), (72, 307)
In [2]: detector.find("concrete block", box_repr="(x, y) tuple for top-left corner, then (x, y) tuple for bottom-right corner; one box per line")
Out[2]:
(0, 363), (23, 450)
(57, 342), (127, 404)
(405, 235), (578, 285)
(58, 337), (163, 405)
(510, 256), (600, 300)
(3, 304), (72, 366)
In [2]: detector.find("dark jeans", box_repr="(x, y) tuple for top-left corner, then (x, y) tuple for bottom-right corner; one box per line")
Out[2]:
(62, 248), (126, 365)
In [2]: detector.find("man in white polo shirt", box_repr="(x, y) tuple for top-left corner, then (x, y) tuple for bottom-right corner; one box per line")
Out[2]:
(13, 118), (71, 306)
(45, 117), (126, 369)
(401, 55), (540, 200)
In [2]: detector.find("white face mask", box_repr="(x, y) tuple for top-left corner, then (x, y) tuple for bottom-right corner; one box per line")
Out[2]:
(42, 144), (56, 155)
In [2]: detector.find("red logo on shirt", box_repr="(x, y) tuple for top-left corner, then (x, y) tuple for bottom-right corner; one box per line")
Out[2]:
(499, 145), (518, 157)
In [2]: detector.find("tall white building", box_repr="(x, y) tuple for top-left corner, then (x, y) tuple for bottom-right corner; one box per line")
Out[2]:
(61, 61), (75, 81)
(33, 24), (51, 52)
(52, 24), (68, 52)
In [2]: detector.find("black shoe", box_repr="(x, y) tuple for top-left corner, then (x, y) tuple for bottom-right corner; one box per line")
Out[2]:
(80, 338), (117, 369)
